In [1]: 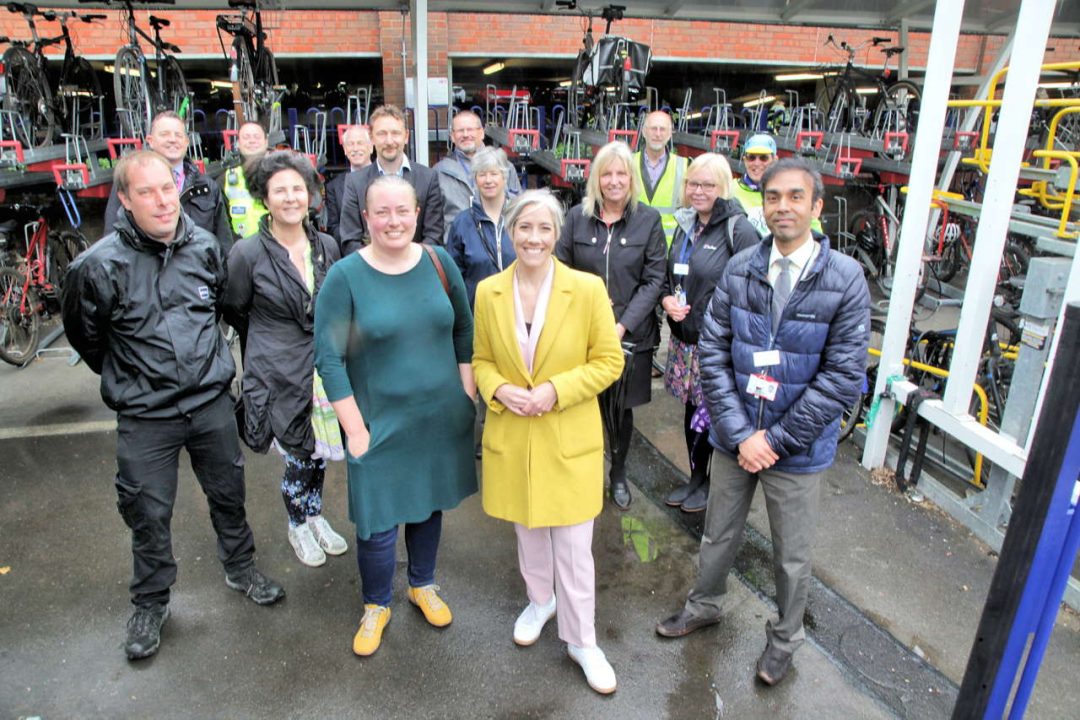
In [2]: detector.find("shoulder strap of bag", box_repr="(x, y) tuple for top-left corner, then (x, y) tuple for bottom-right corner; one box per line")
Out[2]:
(422, 244), (451, 297)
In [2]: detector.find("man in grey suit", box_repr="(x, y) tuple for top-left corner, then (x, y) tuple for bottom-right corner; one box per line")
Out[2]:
(337, 104), (445, 254)
(323, 124), (373, 242)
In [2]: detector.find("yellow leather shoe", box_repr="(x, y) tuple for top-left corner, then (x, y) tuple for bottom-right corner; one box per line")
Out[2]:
(406, 584), (453, 627)
(353, 604), (391, 656)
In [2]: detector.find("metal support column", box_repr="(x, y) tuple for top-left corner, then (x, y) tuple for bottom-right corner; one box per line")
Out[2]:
(862, 0), (966, 469)
(410, 0), (430, 165)
(940, 0), (1055, 417)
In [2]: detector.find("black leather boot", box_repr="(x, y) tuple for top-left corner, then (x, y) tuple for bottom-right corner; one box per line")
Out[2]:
(609, 410), (633, 510)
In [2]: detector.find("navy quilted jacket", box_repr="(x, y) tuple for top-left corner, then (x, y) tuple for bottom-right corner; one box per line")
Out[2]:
(699, 234), (870, 473)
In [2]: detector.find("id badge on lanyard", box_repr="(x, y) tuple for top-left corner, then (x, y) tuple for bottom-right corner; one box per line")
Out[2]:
(747, 372), (779, 401)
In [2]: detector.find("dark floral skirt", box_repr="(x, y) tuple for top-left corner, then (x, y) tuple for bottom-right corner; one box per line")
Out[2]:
(664, 335), (703, 407)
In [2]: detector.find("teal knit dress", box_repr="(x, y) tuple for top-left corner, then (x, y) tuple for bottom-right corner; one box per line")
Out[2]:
(314, 247), (477, 540)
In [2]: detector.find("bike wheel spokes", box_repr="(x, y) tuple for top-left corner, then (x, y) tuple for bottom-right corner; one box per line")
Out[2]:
(2, 47), (57, 148)
(113, 47), (151, 138)
(159, 55), (188, 115)
(0, 267), (41, 366)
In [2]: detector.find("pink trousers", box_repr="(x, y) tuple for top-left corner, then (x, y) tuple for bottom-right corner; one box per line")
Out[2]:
(514, 520), (596, 648)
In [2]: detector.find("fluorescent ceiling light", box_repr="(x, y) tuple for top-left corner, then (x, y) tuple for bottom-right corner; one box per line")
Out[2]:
(483, 61), (505, 75)
(776, 73), (824, 81)
(103, 64), (141, 77)
(1039, 81), (1079, 89)
(856, 87), (879, 95)
(211, 80), (233, 89)
(743, 95), (776, 109)
(558, 80), (572, 87)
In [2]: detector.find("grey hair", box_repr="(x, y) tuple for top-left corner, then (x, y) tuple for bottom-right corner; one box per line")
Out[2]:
(471, 146), (512, 184)
(505, 189), (565, 240)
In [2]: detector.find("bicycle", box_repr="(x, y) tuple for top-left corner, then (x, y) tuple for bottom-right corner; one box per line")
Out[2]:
(0, 2), (104, 148)
(83, 0), (188, 139)
(0, 202), (89, 366)
(816, 34), (921, 138)
(839, 187), (930, 301)
(567, 3), (651, 132)
(215, 0), (279, 124)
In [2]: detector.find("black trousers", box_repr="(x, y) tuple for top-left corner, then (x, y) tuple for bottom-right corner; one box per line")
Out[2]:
(114, 392), (255, 606)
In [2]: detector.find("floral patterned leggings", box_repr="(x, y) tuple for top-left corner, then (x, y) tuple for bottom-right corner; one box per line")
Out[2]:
(281, 452), (327, 527)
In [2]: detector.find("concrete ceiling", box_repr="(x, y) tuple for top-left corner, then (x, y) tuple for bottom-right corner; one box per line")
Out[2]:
(39, 1), (1080, 37)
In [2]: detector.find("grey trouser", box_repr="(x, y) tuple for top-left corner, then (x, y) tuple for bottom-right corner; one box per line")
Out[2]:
(685, 449), (823, 654)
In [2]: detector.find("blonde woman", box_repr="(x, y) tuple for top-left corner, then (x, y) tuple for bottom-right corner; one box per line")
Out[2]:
(555, 141), (666, 510)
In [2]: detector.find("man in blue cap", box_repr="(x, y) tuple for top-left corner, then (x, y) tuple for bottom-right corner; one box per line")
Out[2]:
(732, 133), (779, 236)
(734, 134), (822, 236)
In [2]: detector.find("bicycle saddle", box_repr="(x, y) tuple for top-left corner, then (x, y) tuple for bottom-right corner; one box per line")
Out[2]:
(228, 0), (257, 8)
(148, 14), (169, 29)
(883, 46), (905, 57)
(6, 3), (36, 16)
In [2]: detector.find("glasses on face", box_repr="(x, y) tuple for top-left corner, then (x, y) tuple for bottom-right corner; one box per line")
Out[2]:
(744, 154), (773, 163)
(454, 126), (482, 135)
(686, 180), (718, 192)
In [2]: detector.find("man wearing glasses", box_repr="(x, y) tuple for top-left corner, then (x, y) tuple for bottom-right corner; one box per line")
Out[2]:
(634, 110), (687, 248)
(435, 110), (522, 239)
(734, 134), (821, 236)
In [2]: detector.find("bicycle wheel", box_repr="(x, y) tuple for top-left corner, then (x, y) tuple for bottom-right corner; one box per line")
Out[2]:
(838, 383), (866, 443)
(235, 41), (258, 122)
(252, 48), (279, 122)
(59, 56), (102, 134)
(0, 266), (41, 366)
(875, 80), (921, 135)
(1, 46), (57, 148)
(158, 55), (188, 115)
(113, 46), (151, 138)
(48, 231), (90, 295)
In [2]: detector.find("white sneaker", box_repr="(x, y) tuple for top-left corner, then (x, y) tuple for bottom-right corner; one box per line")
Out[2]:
(288, 523), (326, 567)
(308, 516), (348, 555)
(567, 644), (617, 694)
(513, 597), (557, 646)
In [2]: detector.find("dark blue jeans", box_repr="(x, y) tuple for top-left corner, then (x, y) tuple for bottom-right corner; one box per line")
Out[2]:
(355, 511), (442, 606)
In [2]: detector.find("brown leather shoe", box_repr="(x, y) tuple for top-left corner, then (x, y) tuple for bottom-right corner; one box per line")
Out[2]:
(655, 608), (721, 638)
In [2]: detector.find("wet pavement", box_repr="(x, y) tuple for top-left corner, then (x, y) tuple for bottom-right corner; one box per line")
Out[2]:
(1, 336), (1079, 719)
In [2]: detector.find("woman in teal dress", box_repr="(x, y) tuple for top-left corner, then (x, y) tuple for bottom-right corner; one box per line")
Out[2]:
(315, 175), (477, 658)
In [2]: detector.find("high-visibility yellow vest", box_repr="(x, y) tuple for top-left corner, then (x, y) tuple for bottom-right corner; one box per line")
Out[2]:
(223, 166), (268, 239)
(635, 151), (687, 247)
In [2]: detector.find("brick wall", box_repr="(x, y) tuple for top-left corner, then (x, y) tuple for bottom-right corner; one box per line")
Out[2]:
(1, 9), (1073, 107)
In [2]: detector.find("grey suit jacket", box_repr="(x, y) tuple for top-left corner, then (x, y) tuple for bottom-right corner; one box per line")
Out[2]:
(337, 160), (445, 255)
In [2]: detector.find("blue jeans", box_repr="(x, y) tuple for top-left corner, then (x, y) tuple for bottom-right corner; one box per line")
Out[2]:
(355, 511), (442, 606)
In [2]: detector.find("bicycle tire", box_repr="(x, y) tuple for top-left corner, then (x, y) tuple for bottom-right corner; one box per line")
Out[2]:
(48, 231), (90, 295)
(158, 55), (188, 115)
(113, 46), (151, 138)
(60, 57), (102, 134)
(235, 40), (258, 122)
(0, 266), (41, 366)
(252, 47), (279, 122)
(874, 80), (921, 135)
(569, 48), (590, 128)
(2, 46), (57, 148)
(838, 389), (865, 443)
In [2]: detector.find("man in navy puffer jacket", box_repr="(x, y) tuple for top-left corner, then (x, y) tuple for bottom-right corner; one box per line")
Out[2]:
(655, 158), (870, 687)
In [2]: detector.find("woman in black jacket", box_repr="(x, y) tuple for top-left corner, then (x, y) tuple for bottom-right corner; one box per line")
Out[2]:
(660, 153), (759, 512)
(224, 151), (345, 567)
(556, 141), (666, 510)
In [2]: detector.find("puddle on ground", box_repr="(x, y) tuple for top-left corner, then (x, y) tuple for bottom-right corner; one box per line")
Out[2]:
(621, 516), (659, 563)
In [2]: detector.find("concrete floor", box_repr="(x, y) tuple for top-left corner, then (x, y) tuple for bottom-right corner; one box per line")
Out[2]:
(1, 324), (1078, 719)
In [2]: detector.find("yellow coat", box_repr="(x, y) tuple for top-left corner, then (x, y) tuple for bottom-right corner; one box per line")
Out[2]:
(473, 259), (624, 528)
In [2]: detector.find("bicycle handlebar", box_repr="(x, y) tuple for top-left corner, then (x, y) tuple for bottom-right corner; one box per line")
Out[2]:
(228, 0), (257, 8)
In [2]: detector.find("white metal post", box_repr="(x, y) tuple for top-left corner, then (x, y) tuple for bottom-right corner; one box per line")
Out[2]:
(861, 0), (965, 469)
(411, 0), (430, 165)
(940, 0), (1055, 418)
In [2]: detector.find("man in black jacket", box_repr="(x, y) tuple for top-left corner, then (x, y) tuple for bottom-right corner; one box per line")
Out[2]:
(337, 104), (444, 254)
(62, 150), (285, 662)
(103, 112), (232, 253)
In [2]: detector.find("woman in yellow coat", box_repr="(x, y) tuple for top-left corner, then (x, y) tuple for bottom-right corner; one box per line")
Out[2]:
(473, 189), (624, 695)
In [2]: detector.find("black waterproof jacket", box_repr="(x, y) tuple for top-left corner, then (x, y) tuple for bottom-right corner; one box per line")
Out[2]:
(103, 159), (233, 254)
(664, 197), (760, 345)
(61, 211), (235, 418)
(555, 202), (666, 352)
(222, 217), (340, 456)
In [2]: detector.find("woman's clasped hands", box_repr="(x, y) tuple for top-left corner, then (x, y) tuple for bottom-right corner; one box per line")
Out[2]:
(494, 381), (558, 417)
